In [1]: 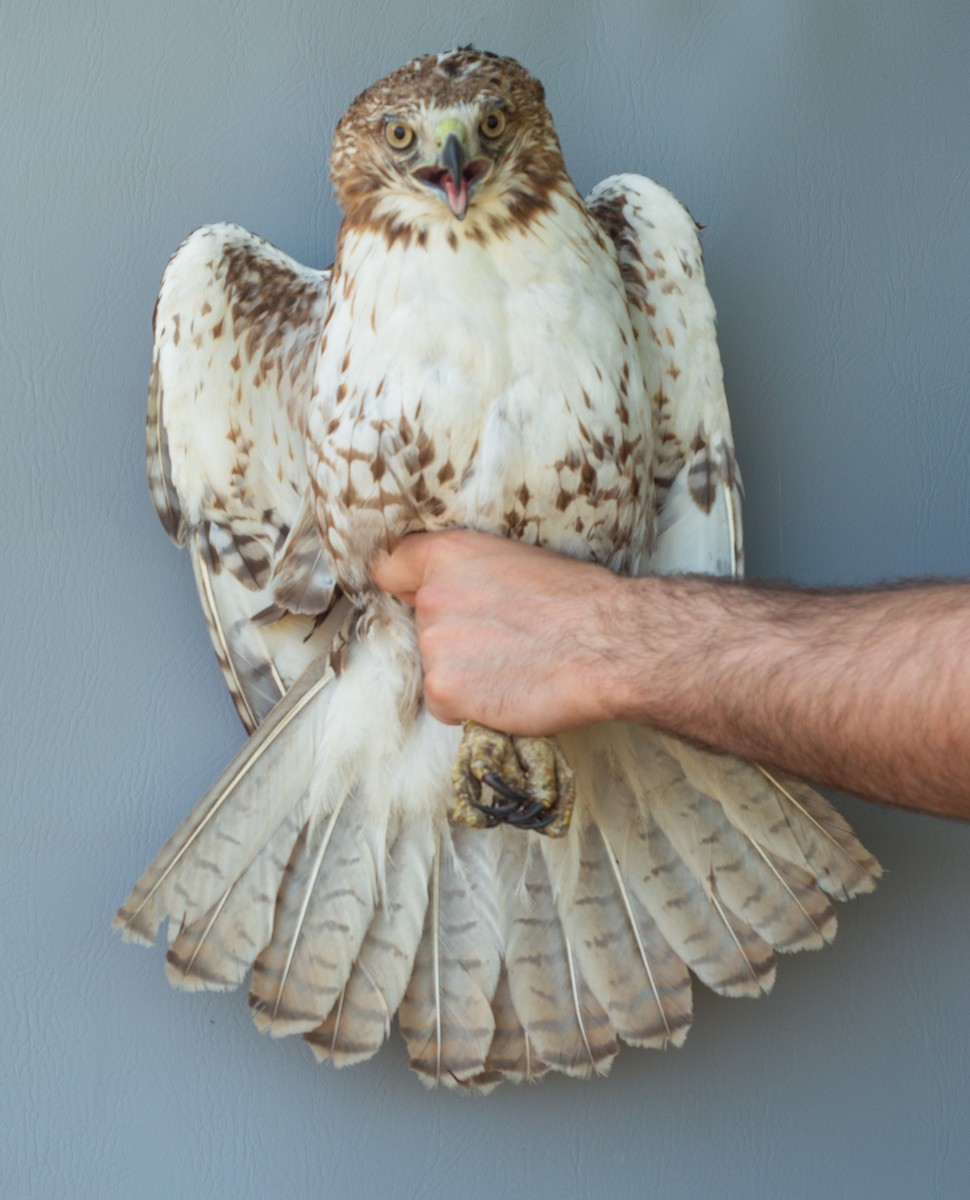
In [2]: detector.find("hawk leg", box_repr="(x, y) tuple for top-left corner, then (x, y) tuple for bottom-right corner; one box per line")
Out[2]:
(451, 721), (574, 838)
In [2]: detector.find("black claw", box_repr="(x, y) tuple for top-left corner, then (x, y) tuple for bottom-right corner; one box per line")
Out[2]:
(520, 808), (559, 830)
(503, 798), (547, 826)
(482, 771), (531, 807)
(466, 772), (556, 832)
(468, 794), (519, 819)
(468, 808), (500, 827)
(467, 793), (518, 820)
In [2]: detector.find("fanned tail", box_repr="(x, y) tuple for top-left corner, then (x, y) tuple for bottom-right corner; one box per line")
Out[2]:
(118, 636), (879, 1090)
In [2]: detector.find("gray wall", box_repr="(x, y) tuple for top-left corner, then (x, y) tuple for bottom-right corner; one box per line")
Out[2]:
(4, 2), (969, 1197)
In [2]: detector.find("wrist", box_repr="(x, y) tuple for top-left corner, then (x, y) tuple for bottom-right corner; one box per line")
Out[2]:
(582, 573), (669, 726)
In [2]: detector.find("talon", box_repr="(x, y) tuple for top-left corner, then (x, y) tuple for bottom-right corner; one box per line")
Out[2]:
(482, 771), (531, 807)
(467, 793), (519, 819)
(516, 807), (560, 831)
(451, 721), (576, 838)
(466, 807), (499, 827)
(503, 799), (548, 826)
(472, 800), (513, 819)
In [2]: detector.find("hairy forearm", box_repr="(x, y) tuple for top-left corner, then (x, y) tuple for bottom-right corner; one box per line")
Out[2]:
(606, 575), (970, 817)
(372, 531), (970, 819)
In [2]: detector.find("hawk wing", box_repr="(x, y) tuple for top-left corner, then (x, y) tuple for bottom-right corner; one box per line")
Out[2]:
(147, 223), (347, 732)
(588, 174), (743, 578)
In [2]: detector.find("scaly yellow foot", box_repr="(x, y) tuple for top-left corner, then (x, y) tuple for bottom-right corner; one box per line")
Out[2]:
(451, 721), (574, 838)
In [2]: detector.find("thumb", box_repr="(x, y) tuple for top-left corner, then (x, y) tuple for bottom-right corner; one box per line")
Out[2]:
(370, 533), (437, 603)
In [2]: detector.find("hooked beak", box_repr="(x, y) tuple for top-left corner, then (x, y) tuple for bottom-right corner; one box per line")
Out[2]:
(439, 133), (468, 217)
(413, 126), (490, 220)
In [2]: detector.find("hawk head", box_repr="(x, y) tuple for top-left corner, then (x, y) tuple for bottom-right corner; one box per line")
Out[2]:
(329, 48), (569, 236)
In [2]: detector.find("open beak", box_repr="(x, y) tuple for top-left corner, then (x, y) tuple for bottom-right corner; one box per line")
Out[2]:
(414, 126), (490, 220)
(439, 133), (469, 218)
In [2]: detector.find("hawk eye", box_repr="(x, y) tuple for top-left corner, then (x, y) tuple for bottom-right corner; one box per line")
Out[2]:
(479, 109), (506, 139)
(385, 120), (415, 150)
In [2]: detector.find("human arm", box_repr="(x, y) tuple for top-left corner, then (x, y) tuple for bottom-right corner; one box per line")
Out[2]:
(372, 529), (970, 819)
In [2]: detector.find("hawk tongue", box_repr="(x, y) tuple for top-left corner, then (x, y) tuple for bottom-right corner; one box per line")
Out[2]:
(442, 176), (468, 220)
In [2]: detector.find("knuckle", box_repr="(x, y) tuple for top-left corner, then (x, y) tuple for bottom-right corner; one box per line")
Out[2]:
(416, 622), (436, 654)
(425, 528), (468, 570)
(415, 582), (447, 621)
(422, 671), (452, 716)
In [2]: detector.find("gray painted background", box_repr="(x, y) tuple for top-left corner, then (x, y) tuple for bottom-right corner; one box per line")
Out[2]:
(4, 2), (969, 1197)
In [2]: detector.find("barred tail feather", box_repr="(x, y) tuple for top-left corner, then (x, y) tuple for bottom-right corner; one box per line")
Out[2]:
(543, 812), (693, 1049)
(659, 737), (882, 900)
(757, 768), (883, 900)
(165, 808), (306, 992)
(579, 729), (856, 960)
(248, 790), (388, 1035)
(479, 969), (548, 1086)
(593, 777), (777, 998)
(305, 816), (435, 1067)
(642, 774), (834, 957)
(494, 831), (619, 1077)
(398, 824), (503, 1088)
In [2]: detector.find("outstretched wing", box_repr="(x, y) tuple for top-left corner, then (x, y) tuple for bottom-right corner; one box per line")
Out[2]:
(588, 175), (743, 578)
(148, 223), (346, 731)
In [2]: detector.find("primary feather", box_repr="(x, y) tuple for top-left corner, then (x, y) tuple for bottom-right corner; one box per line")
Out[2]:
(116, 47), (879, 1089)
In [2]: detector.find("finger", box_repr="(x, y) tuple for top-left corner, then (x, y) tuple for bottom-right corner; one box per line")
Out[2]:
(370, 534), (436, 600)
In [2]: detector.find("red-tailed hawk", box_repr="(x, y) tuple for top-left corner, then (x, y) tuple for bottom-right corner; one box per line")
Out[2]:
(116, 47), (879, 1089)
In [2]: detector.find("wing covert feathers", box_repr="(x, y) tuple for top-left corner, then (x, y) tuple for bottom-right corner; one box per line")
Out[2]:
(148, 223), (337, 727)
(587, 174), (744, 578)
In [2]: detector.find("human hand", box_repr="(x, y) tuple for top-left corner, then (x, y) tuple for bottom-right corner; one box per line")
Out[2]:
(372, 530), (627, 734)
